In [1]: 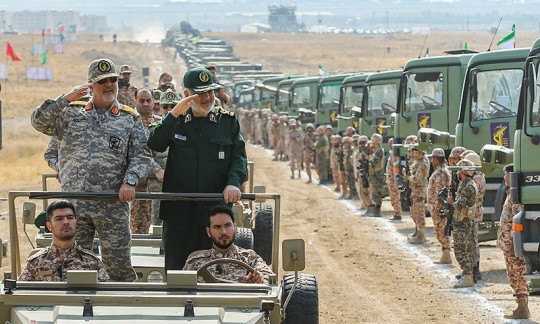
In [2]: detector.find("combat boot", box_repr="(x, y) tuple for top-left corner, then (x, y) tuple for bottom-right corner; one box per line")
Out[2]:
(473, 261), (482, 282)
(407, 228), (418, 240)
(453, 274), (474, 288)
(306, 174), (312, 184)
(408, 229), (425, 244)
(362, 205), (375, 217)
(391, 215), (402, 221)
(504, 296), (530, 319)
(434, 249), (452, 264)
(371, 205), (381, 217)
(298, 171), (301, 179)
(291, 170), (295, 179)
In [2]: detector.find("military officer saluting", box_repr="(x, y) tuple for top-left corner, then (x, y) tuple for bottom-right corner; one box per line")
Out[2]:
(148, 67), (248, 270)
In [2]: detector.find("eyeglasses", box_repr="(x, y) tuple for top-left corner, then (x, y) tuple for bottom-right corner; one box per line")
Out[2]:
(96, 77), (118, 84)
(162, 104), (175, 110)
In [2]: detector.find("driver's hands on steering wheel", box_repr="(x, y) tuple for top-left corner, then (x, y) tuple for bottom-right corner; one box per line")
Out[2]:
(243, 269), (264, 284)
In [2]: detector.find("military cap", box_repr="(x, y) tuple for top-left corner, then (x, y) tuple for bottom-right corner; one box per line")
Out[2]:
(352, 134), (360, 141)
(431, 148), (445, 158)
(332, 134), (342, 142)
(326, 125), (333, 130)
(183, 67), (221, 94)
(342, 136), (352, 143)
(449, 146), (466, 158)
(120, 64), (132, 74)
(463, 152), (481, 166)
(459, 149), (476, 159)
(152, 89), (162, 101)
(289, 119), (297, 126)
(87, 58), (119, 82)
(411, 144), (426, 154)
(456, 159), (475, 176)
(160, 89), (181, 105)
(405, 135), (418, 144)
(371, 133), (383, 144)
(358, 135), (369, 143)
(306, 123), (315, 130)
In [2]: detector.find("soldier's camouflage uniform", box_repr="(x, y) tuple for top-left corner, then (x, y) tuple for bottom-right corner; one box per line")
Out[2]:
(303, 130), (317, 181)
(183, 244), (274, 284)
(452, 177), (477, 276)
(368, 146), (385, 206)
(31, 97), (151, 282)
(497, 190), (528, 298)
(385, 149), (401, 216)
(344, 146), (356, 198)
(472, 172), (486, 264)
(288, 127), (304, 176)
(271, 120), (283, 160)
(117, 83), (137, 107)
(18, 243), (109, 282)
(44, 136), (60, 173)
(131, 114), (167, 233)
(315, 134), (329, 183)
(427, 162), (452, 250)
(356, 146), (373, 207)
(330, 143), (343, 192)
(409, 155), (429, 231)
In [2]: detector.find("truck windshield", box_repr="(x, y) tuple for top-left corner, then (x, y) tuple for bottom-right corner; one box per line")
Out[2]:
(321, 83), (341, 105)
(471, 69), (522, 121)
(531, 64), (540, 126)
(405, 72), (443, 112)
(343, 85), (364, 115)
(293, 85), (312, 107)
(367, 83), (397, 117)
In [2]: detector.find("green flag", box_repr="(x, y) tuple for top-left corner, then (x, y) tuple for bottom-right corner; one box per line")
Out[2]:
(60, 34), (65, 42)
(41, 49), (48, 65)
(463, 42), (468, 50)
(497, 24), (515, 49)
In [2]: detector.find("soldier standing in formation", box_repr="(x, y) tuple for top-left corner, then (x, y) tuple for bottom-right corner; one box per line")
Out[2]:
(315, 125), (329, 184)
(367, 133), (385, 217)
(288, 119), (304, 179)
(448, 159), (478, 288)
(325, 126), (334, 183)
(330, 135), (343, 193)
(31, 58), (150, 282)
(385, 138), (402, 221)
(117, 64), (137, 107)
(303, 123), (317, 184)
(407, 146), (429, 244)
(427, 148), (452, 263)
(356, 135), (373, 214)
(342, 136), (355, 199)
(498, 164), (530, 319)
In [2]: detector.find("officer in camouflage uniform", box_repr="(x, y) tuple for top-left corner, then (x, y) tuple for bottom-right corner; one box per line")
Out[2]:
(367, 133), (385, 217)
(303, 123), (317, 184)
(288, 119), (304, 179)
(342, 136), (355, 199)
(148, 67), (247, 270)
(447, 159), (478, 288)
(427, 148), (452, 263)
(31, 58), (150, 282)
(330, 135), (343, 192)
(19, 200), (109, 282)
(130, 88), (169, 233)
(315, 125), (329, 184)
(408, 146), (429, 243)
(152, 89), (162, 116)
(498, 164), (530, 319)
(183, 204), (273, 283)
(325, 125), (334, 183)
(117, 64), (137, 107)
(385, 138), (402, 221)
(357, 135), (374, 213)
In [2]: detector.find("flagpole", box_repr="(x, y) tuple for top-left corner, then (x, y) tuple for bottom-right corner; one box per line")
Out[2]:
(487, 17), (502, 52)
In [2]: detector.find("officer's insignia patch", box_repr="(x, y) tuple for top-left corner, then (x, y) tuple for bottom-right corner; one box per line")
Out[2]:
(209, 113), (217, 122)
(109, 135), (122, 150)
(199, 72), (209, 83)
(166, 92), (176, 101)
(111, 106), (120, 116)
(185, 113), (192, 123)
(98, 60), (112, 72)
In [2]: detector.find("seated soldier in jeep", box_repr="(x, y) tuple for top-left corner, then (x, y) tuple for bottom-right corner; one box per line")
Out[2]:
(183, 205), (273, 283)
(18, 200), (109, 282)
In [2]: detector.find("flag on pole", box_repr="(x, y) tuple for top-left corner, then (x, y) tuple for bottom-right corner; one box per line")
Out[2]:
(41, 49), (48, 65)
(424, 48), (429, 57)
(463, 42), (469, 50)
(41, 29), (45, 38)
(318, 65), (328, 77)
(6, 42), (22, 62)
(56, 22), (65, 34)
(497, 24), (515, 49)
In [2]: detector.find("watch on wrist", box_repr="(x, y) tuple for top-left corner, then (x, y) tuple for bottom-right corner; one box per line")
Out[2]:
(126, 178), (137, 186)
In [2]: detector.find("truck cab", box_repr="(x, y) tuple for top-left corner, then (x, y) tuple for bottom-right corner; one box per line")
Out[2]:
(289, 76), (321, 124)
(317, 74), (354, 128)
(337, 73), (371, 134)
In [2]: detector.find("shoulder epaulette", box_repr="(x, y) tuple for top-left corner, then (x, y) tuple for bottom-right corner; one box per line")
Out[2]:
(68, 100), (87, 106)
(27, 247), (49, 262)
(120, 105), (140, 117)
(219, 107), (235, 117)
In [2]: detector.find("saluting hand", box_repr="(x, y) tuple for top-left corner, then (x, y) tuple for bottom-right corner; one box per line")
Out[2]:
(64, 83), (91, 103)
(223, 185), (241, 203)
(170, 94), (198, 118)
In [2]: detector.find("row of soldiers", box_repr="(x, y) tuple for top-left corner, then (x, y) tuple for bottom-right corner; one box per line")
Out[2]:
(243, 117), (528, 319)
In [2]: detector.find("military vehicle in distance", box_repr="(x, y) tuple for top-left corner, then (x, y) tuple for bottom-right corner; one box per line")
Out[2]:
(337, 73), (371, 134)
(288, 76), (321, 124)
(316, 74), (355, 128)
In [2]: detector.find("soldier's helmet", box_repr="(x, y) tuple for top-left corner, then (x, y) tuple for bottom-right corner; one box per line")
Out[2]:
(120, 64), (132, 74)
(431, 148), (446, 158)
(352, 134), (360, 142)
(88, 58), (119, 82)
(342, 136), (352, 143)
(271, 114), (279, 121)
(160, 89), (181, 105)
(456, 159), (476, 176)
(289, 119), (297, 127)
(152, 89), (162, 102)
(332, 134), (342, 143)
(463, 152), (481, 167)
(358, 135), (369, 143)
(449, 146), (466, 159)
(411, 144), (426, 154)
(371, 133), (383, 144)
(306, 123), (315, 131)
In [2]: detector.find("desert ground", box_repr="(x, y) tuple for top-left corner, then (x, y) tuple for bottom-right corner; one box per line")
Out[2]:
(1, 30), (540, 323)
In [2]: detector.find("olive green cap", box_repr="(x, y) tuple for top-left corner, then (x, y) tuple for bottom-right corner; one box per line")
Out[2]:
(88, 58), (119, 82)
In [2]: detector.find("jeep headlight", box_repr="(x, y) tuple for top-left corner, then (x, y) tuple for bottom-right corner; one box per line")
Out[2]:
(147, 270), (165, 283)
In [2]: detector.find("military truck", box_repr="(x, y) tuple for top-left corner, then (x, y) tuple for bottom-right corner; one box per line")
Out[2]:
(254, 76), (299, 111)
(316, 74), (355, 128)
(289, 76), (321, 124)
(336, 73), (371, 134)
(275, 78), (299, 115)
(1, 191), (319, 323)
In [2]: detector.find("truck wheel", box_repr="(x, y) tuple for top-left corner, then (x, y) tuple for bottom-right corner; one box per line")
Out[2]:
(254, 203), (273, 264)
(234, 227), (254, 249)
(282, 273), (319, 324)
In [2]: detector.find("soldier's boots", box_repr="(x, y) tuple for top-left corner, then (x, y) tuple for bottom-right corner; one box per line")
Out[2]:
(407, 229), (418, 240)
(434, 249), (452, 264)
(334, 186), (341, 192)
(407, 229), (425, 244)
(504, 296), (530, 320)
(473, 262), (482, 282)
(453, 274), (474, 288)
(298, 171), (301, 179)
(391, 215), (402, 221)
(362, 205), (375, 217)
(291, 170), (295, 179)
(371, 205), (381, 217)
(306, 174), (312, 184)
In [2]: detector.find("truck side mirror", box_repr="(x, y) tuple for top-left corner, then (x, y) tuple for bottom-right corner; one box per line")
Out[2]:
(22, 202), (36, 225)
(282, 239), (305, 271)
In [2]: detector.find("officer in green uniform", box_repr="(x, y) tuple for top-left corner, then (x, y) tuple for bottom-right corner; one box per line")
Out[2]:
(147, 67), (248, 270)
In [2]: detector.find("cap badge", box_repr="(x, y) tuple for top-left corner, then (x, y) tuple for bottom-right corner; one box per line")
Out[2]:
(199, 72), (209, 83)
(166, 92), (176, 101)
(98, 60), (111, 72)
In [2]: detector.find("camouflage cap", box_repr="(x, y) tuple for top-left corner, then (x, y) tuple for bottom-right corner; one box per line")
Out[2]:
(306, 123), (315, 130)
(152, 89), (162, 101)
(411, 144), (426, 154)
(160, 89), (181, 105)
(325, 125), (333, 130)
(456, 159), (475, 176)
(120, 64), (132, 74)
(352, 134), (360, 141)
(371, 133), (383, 144)
(449, 146), (466, 158)
(289, 119), (297, 126)
(183, 67), (221, 94)
(88, 58), (119, 82)
(358, 135), (369, 143)
(463, 152), (481, 166)
(342, 136), (352, 143)
(431, 148), (445, 158)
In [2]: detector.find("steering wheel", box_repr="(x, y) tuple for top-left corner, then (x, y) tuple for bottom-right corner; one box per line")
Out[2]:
(197, 258), (255, 283)
(421, 96), (440, 109)
(381, 103), (395, 114)
(489, 100), (515, 116)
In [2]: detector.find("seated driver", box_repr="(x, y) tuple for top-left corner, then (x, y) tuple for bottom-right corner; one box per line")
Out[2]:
(18, 200), (109, 282)
(183, 204), (274, 283)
